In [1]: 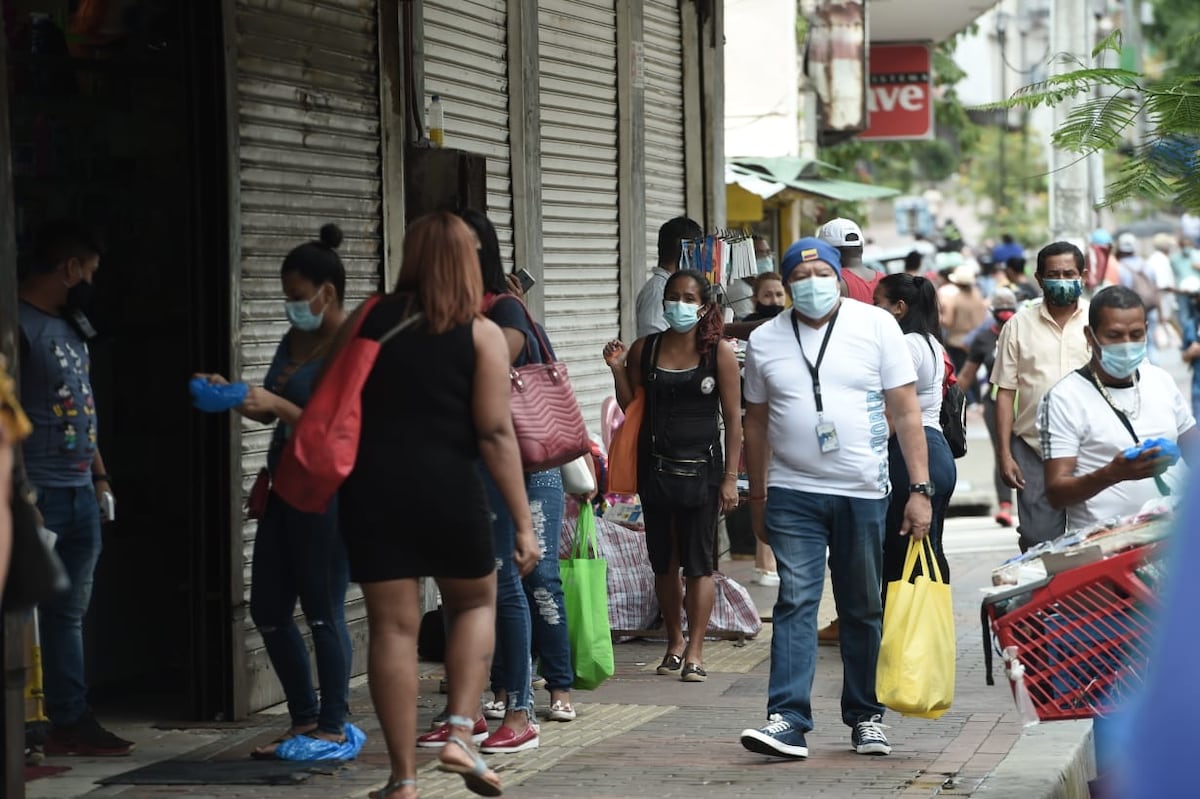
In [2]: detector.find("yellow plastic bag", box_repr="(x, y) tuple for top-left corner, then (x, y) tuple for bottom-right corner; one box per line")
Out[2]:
(876, 537), (955, 719)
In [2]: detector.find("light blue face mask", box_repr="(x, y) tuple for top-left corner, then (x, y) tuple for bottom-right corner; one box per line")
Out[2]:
(789, 275), (840, 319)
(756, 256), (775, 274)
(663, 300), (702, 333)
(284, 292), (326, 331)
(1098, 340), (1147, 379)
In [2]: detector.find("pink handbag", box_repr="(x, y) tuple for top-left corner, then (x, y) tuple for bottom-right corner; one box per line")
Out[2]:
(486, 295), (591, 472)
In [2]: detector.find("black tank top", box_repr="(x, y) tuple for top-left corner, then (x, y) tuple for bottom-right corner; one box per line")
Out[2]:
(638, 334), (723, 470)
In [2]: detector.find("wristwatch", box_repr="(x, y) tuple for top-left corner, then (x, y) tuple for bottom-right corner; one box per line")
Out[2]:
(909, 481), (935, 497)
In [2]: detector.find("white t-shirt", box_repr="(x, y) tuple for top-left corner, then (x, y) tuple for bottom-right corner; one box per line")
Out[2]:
(1039, 364), (1195, 531)
(905, 332), (945, 428)
(744, 300), (917, 498)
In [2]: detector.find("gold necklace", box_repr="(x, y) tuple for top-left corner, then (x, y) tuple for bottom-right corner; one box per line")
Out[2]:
(1089, 367), (1140, 419)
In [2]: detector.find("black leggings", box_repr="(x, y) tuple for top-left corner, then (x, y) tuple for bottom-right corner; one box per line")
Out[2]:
(882, 429), (957, 588)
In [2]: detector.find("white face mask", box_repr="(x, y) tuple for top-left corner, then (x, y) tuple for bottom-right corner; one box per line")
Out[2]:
(789, 276), (840, 319)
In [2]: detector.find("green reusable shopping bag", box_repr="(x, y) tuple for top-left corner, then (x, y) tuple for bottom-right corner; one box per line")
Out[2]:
(560, 503), (614, 690)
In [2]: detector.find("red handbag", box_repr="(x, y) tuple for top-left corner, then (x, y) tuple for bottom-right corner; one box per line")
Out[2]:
(273, 295), (423, 513)
(247, 467), (271, 519)
(486, 295), (591, 473)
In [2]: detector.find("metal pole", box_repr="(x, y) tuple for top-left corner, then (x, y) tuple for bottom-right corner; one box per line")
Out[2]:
(1048, 0), (1092, 244)
(998, 26), (1008, 216)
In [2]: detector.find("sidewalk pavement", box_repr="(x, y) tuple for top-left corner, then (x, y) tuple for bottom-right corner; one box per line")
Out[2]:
(24, 514), (1094, 799)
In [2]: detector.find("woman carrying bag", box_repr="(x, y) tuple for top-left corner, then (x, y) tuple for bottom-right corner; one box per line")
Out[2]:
(602, 270), (741, 682)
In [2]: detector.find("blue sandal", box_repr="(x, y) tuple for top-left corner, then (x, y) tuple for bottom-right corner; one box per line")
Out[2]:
(369, 777), (416, 798)
(436, 716), (502, 797)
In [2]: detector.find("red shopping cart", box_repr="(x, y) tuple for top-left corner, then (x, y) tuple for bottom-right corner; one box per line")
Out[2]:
(981, 543), (1164, 721)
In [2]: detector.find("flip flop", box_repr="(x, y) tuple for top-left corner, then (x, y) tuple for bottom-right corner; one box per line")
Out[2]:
(249, 724), (317, 760)
(437, 734), (502, 797)
(369, 777), (416, 798)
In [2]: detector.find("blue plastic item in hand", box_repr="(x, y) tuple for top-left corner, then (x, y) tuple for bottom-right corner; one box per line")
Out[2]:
(189, 377), (249, 413)
(275, 723), (366, 762)
(1122, 437), (1182, 466)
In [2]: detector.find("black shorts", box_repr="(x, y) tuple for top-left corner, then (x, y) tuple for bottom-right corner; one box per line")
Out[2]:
(640, 486), (720, 577)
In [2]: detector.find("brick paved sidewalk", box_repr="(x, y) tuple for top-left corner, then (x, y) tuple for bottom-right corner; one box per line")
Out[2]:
(26, 519), (1092, 799)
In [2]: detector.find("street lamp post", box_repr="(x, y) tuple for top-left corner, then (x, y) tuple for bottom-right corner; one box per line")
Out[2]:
(996, 10), (1009, 218)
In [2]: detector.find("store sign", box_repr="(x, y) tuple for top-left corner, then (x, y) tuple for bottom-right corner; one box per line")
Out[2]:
(859, 44), (934, 141)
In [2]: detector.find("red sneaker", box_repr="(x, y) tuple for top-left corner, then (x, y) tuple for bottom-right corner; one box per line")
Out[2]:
(43, 712), (134, 757)
(417, 717), (489, 748)
(479, 722), (539, 753)
(995, 502), (1013, 528)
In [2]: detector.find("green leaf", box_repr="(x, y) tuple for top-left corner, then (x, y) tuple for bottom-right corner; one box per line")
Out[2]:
(1092, 29), (1123, 59)
(1050, 94), (1141, 153)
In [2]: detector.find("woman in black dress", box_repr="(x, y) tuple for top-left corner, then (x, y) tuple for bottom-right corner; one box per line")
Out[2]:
(602, 270), (742, 682)
(339, 213), (538, 798)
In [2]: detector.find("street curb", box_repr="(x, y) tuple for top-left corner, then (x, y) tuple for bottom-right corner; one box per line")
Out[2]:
(976, 720), (1095, 798)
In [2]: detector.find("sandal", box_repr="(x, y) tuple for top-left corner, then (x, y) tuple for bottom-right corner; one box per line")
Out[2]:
(370, 777), (416, 798)
(681, 662), (708, 683)
(547, 699), (576, 722)
(656, 653), (683, 675)
(249, 723), (317, 759)
(437, 716), (503, 797)
(482, 699), (507, 720)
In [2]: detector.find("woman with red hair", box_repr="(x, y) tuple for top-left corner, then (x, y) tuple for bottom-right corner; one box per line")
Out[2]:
(602, 270), (741, 683)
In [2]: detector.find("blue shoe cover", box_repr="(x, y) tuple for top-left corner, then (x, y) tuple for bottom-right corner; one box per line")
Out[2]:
(275, 723), (366, 761)
(189, 377), (249, 413)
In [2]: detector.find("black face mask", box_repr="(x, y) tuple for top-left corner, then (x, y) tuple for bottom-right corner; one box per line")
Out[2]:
(63, 280), (98, 341)
(755, 303), (785, 318)
(65, 279), (94, 313)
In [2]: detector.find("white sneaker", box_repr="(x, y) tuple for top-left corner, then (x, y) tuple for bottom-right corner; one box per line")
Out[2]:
(753, 569), (781, 587)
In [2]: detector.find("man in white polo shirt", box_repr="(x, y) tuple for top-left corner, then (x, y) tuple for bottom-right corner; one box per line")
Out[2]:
(1041, 286), (1197, 530)
(991, 241), (1092, 550)
(738, 238), (932, 761)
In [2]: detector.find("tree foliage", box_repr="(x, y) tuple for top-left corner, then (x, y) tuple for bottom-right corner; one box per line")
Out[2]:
(990, 30), (1200, 213)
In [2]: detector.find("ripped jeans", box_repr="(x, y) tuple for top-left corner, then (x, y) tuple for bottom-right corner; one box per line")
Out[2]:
(484, 467), (572, 713)
(250, 494), (351, 734)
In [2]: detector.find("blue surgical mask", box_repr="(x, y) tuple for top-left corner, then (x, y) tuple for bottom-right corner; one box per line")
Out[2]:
(663, 301), (702, 333)
(1097, 340), (1146, 379)
(284, 293), (326, 331)
(756, 256), (775, 274)
(789, 275), (840, 319)
(1043, 278), (1083, 306)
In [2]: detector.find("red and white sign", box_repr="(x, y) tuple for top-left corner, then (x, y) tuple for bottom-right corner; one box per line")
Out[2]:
(859, 43), (934, 141)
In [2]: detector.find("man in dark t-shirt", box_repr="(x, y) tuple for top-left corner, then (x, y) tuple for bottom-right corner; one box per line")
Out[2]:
(18, 220), (133, 756)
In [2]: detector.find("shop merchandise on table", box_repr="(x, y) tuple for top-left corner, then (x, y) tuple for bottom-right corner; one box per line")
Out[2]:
(980, 494), (1178, 724)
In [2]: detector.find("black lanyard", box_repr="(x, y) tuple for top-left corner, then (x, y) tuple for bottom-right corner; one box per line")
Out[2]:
(791, 310), (839, 415)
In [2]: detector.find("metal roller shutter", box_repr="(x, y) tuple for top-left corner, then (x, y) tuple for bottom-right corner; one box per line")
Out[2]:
(232, 0), (382, 710)
(644, 0), (688, 268)
(424, 0), (513, 269)
(539, 0), (620, 432)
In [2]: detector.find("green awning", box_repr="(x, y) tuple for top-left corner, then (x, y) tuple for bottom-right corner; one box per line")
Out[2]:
(728, 159), (900, 203)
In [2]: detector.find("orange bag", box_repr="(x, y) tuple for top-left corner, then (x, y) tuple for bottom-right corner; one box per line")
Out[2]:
(605, 388), (645, 495)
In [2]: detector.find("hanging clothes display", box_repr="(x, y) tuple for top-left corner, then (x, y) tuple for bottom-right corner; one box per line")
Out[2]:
(680, 232), (755, 294)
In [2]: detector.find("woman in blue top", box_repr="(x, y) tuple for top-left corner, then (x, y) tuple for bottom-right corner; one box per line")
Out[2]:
(198, 224), (353, 757)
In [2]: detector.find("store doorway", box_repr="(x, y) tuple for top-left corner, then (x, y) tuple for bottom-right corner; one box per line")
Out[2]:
(5, 0), (232, 720)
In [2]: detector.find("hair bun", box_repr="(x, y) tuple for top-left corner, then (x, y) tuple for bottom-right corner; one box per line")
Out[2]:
(319, 223), (343, 250)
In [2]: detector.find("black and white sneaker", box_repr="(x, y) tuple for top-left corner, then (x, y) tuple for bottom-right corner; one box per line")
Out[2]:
(851, 714), (891, 755)
(740, 713), (809, 759)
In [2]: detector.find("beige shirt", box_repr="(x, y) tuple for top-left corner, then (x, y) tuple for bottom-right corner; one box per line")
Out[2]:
(990, 298), (1091, 454)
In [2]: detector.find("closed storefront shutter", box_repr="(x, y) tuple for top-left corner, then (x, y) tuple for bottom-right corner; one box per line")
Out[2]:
(539, 0), (620, 431)
(233, 0), (382, 710)
(643, 0), (688, 270)
(423, 0), (513, 269)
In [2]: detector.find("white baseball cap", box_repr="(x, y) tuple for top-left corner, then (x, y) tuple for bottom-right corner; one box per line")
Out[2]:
(1117, 232), (1138, 253)
(817, 218), (864, 247)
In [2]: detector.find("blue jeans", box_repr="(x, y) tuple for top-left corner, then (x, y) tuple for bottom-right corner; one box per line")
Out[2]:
(482, 467), (533, 714)
(36, 485), (102, 727)
(765, 487), (888, 732)
(883, 428), (957, 585)
(250, 494), (351, 734)
(524, 469), (573, 692)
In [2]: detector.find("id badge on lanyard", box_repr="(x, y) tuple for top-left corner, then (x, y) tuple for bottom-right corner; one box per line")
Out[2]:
(791, 311), (840, 454)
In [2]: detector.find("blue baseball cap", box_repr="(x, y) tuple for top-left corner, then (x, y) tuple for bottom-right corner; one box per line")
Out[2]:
(1091, 229), (1113, 246)
(781, 237), (843, 281)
